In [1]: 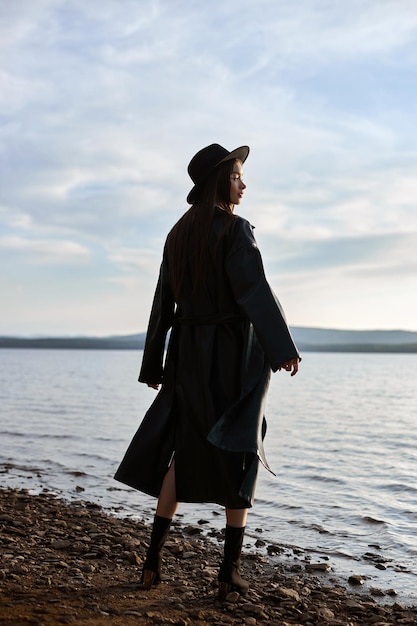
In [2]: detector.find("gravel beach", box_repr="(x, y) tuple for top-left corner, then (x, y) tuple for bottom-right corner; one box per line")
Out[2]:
(1, 487), (416, 625)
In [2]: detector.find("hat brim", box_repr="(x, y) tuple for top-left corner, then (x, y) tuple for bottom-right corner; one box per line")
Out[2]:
(187, 145), (250, 204)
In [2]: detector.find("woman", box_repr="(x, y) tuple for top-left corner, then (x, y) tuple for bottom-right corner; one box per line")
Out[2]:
(115, 143), (300, 599)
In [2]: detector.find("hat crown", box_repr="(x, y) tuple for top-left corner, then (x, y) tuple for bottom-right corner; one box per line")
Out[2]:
(187, 144), (230, 185)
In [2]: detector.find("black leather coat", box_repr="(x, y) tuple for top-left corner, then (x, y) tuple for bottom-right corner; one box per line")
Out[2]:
(114, 210), (300, 507)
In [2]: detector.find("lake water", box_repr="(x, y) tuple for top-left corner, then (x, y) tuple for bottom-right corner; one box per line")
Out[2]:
(1, 349), (416, 604)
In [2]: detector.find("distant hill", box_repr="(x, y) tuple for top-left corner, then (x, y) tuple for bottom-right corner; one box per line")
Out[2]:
(1, 327), (417, 352)
(0, 333), (146, 350)
(290, 327), (417, 352)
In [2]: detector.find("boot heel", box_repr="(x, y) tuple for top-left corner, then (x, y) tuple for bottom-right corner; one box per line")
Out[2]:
(218, 581), (232, 600)
(142, 569), (156, 590)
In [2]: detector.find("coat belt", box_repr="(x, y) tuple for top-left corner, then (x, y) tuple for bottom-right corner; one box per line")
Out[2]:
(176, 313), (245, 326)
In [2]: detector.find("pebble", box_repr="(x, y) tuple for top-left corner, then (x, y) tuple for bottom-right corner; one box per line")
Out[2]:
(1, 486), (417, 626)
(370, 587), (386, 597)
(305, 562), (331, 572)
(348, 574), (365, 585)
(278, 587), (301, 602)
(317, 606), (335, 620)
(225, 591), (240, 603)
(267, 544), (284, 555)
(181, 551), (195, 559)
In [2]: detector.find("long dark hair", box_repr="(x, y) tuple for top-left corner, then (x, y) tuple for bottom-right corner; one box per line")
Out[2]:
(166, 158), (238, 300)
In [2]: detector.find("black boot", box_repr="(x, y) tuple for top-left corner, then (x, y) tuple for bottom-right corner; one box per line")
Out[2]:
(141, 514), (172, 589)
(218, 525), (249, 600)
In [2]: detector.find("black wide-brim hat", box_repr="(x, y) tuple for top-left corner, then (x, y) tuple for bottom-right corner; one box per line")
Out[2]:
(187, 143), (250, 204)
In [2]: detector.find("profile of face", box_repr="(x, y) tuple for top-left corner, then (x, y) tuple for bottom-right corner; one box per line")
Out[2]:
(229, 160), (246, 206)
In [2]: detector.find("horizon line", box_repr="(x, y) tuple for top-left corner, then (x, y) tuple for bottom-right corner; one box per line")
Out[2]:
(1, 324), (417, 339)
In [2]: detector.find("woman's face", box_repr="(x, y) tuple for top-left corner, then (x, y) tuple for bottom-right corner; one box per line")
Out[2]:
(229, 160), (246, 206)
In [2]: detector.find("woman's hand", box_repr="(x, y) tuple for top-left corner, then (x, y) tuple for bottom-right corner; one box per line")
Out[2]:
(147, 383), (160, 390)
(278, 358), (300, 376)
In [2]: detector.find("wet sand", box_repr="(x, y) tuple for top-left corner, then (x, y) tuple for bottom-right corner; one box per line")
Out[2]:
(1, 487), (416, 625)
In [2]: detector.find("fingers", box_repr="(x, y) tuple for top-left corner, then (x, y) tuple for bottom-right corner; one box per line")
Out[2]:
(147, 383), (160, 390)
(280, 359), (299, 376)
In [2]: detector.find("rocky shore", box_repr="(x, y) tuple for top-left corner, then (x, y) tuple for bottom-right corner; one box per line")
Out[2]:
(1, 487), (416, 625)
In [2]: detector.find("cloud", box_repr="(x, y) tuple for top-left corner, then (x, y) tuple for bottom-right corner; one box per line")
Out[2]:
(108, 247), (161, 276)
(1, 0), (416, 333)
(0, 235), (90, 264)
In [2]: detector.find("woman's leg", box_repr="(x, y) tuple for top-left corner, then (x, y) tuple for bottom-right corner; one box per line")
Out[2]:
(156, 459), (178, 518)
(142, 461), (178, 588)
(225, 507), (247, 528)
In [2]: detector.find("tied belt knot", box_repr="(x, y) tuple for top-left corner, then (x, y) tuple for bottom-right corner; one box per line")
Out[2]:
(176, 313), (244, 326)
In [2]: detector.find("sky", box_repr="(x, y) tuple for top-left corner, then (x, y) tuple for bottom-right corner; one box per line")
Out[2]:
(1, 0), (417, 336)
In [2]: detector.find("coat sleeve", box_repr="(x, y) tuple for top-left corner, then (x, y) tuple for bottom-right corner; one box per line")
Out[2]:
(225, 219), (300, 372)
(138, 249), (175, 384)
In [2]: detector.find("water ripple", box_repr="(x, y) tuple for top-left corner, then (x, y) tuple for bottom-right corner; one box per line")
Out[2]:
(1, 349), (416, 602)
